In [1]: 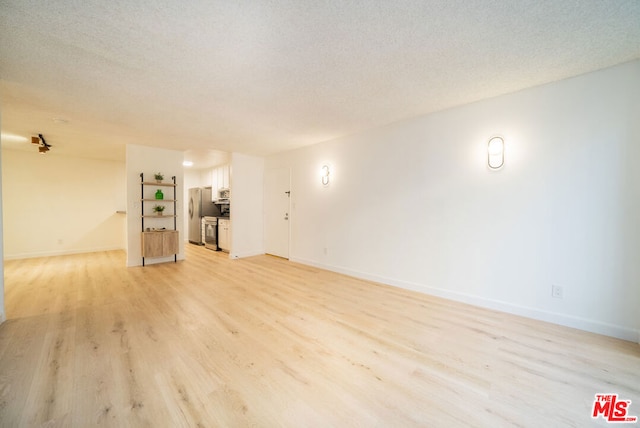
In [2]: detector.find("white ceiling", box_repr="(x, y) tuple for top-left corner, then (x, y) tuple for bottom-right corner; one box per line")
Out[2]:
(1, 0), (639, 165)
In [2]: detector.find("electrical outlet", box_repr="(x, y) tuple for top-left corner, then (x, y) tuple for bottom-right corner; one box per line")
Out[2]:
(551, 285), (563, 299)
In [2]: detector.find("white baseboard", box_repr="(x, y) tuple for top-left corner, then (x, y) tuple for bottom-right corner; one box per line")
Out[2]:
(230, 249), (265, 260)
(291, 257), (639, 343)
(4, 246), (125, 260)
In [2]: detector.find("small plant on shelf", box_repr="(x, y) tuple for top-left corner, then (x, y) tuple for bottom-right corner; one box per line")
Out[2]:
(154, 172), (164, 182)
(153, 204), (165, 216)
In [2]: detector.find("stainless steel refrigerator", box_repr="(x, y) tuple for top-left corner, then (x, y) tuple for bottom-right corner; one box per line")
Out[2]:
(188, 187), (218, 244)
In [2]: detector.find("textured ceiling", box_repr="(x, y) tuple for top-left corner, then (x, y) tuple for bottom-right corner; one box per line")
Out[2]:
(1, 0), (639, 165)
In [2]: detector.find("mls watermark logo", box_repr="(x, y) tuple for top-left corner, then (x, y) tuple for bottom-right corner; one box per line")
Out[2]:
(592, 394), (638, 423)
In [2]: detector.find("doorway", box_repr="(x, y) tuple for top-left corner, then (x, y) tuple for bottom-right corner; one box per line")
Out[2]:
(265, 168), (290, 259)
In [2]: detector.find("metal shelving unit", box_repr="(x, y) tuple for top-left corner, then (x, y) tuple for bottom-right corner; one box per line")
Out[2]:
(140, 173), (177, 266)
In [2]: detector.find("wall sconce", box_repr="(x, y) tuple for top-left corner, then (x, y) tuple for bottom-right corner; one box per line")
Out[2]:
(321, 165), (330, 186)
(487, 136), (504, 170)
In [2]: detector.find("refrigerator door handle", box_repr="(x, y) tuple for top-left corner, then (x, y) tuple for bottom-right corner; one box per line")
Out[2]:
(188, 198), (194, 219)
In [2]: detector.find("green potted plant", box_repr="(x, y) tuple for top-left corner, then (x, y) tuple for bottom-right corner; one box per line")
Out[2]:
(153, 204), (165, 216)
(154, 172), (164, 183)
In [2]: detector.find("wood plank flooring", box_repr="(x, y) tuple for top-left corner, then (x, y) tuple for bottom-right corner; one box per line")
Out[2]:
(0, 245), (638, 427)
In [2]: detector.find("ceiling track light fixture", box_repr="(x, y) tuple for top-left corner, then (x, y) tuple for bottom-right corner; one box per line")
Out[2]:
(32, 133), (52, 154)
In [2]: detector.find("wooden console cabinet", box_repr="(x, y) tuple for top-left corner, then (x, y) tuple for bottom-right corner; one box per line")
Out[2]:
(141, 231), (179, 258)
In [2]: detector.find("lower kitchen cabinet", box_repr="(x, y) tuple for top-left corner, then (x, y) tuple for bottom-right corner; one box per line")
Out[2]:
(218, 219), (230, 252)
(142, 231), (179, 258)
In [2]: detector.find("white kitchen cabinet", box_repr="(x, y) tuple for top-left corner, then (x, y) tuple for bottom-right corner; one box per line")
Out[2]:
(222, 164), (230, 189)
(210, 164), (231, 197)
(210, 168), (218, 201)
(218, 218), (230, 252)
(216, 167), (224, 191)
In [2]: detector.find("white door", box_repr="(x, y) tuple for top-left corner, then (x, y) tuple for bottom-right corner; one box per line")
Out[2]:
(265, 168), (290, 258)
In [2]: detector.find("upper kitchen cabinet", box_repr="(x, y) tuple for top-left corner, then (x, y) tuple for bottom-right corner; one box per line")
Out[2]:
(211, 169), (218, 196)
(216, 167), (224, 191)
(210, 164), (231, 201)
(219, 164), (230, 188)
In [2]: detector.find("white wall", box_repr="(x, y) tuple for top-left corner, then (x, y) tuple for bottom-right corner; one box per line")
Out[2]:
(1, 149), (126, 259)
(126, 144), (184, 266)
(266, 60), (640, 341)
(0, 113), (5, 323)
(230, 153), (264, 258)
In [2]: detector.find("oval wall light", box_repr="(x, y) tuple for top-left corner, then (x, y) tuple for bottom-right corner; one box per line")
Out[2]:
(487, 136), (504, 170)
(321, 165), (330, 186)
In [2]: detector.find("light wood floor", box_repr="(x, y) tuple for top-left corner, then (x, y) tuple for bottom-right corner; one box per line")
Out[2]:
(0, 246), (638, 427)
